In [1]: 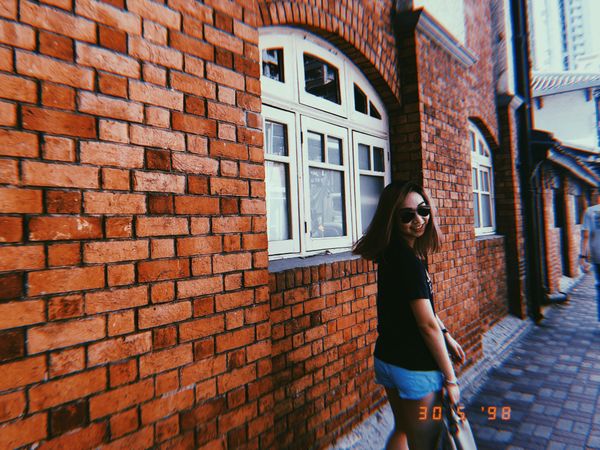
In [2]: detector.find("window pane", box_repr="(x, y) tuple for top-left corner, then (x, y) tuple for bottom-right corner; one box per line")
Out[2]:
(265, 121), (288, 156)
(481, 170), (489, 192)
(358, 144), (370, 170)
(472, 168), (478, 190)
(369, 101), (382, 119)
(327, 136), (342, 165)
(473, 193), (480, 228)
(354, 84), (367, 113)
(373, 147), (384, 172)
(262, 48), (284, 82)
(478, 139), (485, 156)
(360, 175), (384, 233)
(266, 161), (291, 241)
(470, 131), (476, 153)
(303, 54), (341, 104)
(481, 193), (492, 227)
(307, 131), (324, 162)
(309, 168), (346, 238)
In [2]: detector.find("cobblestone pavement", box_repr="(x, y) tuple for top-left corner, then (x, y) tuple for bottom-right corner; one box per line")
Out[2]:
(328, 273), (600, 450)
(467, 273), (600, 450)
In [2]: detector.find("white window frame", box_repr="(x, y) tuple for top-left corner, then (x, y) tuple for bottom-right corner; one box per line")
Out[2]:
(352, 132), (391, 235)
(262, 106), (301, 255)
(260, 27), (390, 259)
(469, 124), (496, 235)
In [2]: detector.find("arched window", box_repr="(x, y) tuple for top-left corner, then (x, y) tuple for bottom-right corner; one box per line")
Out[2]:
(469, 123), (496, 235)
(260, 27), (390, 258)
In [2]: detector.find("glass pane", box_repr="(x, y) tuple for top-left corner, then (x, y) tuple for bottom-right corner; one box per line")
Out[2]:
(303, 54), (341, 104)
(472, 168), (478, 190)
(265, 121), (288, 156)
(309, 168), (346, 238)
(266, 161), (291, 241)
(373, 147), (384, 172)
(327, 136), (342, 165)
(470, 131), (475, 152)
(307, 131), (324, 162)
(473, 193), (480, 228)
(481, 170), (489, 192)
(478, 139), (485, 156)
(481, 193), (492, 227)
(354, 84), (367, 113)
(369, 101), (382, 119)
(360, 175), (384, 233)
(358, 144), (370, 170)
(262, 48), (284, 82)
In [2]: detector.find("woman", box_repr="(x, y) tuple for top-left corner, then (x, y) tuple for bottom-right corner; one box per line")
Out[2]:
(353, 180), (466, 450)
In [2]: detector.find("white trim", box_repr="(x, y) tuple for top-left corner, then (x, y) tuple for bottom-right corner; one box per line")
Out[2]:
(469, 123), (496, 236)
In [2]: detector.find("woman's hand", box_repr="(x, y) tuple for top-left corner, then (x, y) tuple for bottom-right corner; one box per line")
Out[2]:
(445, 335), (466, 365)
(445, 383), (461, 406)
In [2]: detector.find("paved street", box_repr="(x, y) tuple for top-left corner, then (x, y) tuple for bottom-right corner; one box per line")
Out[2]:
(467, 273), (600, 449)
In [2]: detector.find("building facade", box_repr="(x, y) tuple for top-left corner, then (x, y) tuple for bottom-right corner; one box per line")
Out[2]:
(0, 0), (558, 448)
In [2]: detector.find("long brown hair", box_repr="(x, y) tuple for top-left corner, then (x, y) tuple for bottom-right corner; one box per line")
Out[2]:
(352, 180), (442, 261)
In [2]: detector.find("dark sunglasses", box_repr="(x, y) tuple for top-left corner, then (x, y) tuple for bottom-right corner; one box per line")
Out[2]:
(398, 205), (431, 224)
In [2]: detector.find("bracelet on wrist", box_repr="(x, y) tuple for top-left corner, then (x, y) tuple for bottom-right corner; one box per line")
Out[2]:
(444, 378), (459, 386)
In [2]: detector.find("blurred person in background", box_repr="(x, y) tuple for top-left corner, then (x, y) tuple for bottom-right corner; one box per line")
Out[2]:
(581, 190), (600, 321)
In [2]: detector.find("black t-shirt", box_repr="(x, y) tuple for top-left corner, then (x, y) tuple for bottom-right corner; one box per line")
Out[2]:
(373, 240), (439, 371)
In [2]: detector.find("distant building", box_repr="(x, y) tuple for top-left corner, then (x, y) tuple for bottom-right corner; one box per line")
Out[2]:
(529, 0), (600, 71)
(532, 72), (600, 149)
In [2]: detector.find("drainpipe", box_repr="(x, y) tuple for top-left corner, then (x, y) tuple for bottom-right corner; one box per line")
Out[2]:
(511, 0), (545, 322)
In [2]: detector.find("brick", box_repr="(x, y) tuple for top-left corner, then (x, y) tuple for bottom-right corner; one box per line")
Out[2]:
(215, 291), (253, 312)
(37, 422), (106, 450)
(0, 216), (21, 243)
(130, 80), (183, 110)
(174, 196), (220, 215)
(136, 218), (188, 238)
(176, 236), (222, 257)
(172, 111), (217, 137)
(49, 347), (85, 377)
(143, 20), (167, 45)
(210, 177), (248, 196)
(108, 263), (135, 286)
(142, 63), (167, 85)
(50, 400), (88, 436)
(23, 161), (98, 189)
(110, 408), (138, 438)
(29, 216), (101, 241)
(100, 119), (129, 143)
(0, 99), (17, 126)
(130, 125), (185, 151)
(172, 153), (219, 176)
(151, 281), (175, 302)
(210, 140), (247, 160)
(212, 216), (251, 233)
(139, 343), (193, 377)
(76, 0), (141, 34)
(0, 299), (43, 329)
(177, 276), (223, 299)
(46, 190), (81, 213)
(217, 364), (255, 393)
(206, 62), (244, 90)
(29, 266), (104, 296)
(105, 219), (133, 239)
(168, 0), (212, 22)
(88, 331), (152, 366)
(141, 389), (193, 425)
(48, 294), (83, 320)
(22, 106), (96, 138)
(216, 327), (254, 353)
(0, 159), (19, 185)
(0, 72), (37, 103)
(212, 252), (251, 273)
(17, 50), (92, 89)
(43, 136), (76, 161)
(138, 258), (190, 282)
(100, 426), (154, 450)
(84, 192), (146, 214)
(240, 199), (265, 214)
(80, 141), (144, 168)
(42, 82), (75, 112)
(85, 285), (148, 313)
(108, 310), (135, 336)
(129, 36), (183, 69)
(49, 241), (82, 267)
(205, 25), (242, 54)
(145, 106), (170, 127)
(21, 0), (95, 42)
(171, 71), (216, 98)
(170, 31), (213, 60)
(0, 356), (45, 393)
(28, 316), (105, 354)
(79, 91), (144, 122)
(0, 413), (47, 449)
(0, 18), (36, 49)
(218, 402), (257, 433)
(84, 240), (148, 263)
(0, 329), (24, 362)
(138, 301), (191, 328)
(0, 245), (44, 272)
(29, 368), (105, 411)
(77, 42), (140, 77)
(0, 0), (16, 19)
(0, 390), (26, 422)
(128, 0), (180, 29)
(150, 238), (174, 259)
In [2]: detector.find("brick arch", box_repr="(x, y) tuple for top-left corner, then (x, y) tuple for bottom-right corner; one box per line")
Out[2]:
(256, 0), (400, 109)
(468, 116), (500, 154)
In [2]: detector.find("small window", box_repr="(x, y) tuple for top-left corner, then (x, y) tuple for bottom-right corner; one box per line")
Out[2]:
(354, 85), (368, 114)
(469, 123), (496, 235)
(303, 54), (341, 104)
(262, 48), (284, 82)
(369, 102), (381, 119)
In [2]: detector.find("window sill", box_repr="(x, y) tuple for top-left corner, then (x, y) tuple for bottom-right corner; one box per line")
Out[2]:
(475, 233), (504, 242)
(268, 250), (361, 273)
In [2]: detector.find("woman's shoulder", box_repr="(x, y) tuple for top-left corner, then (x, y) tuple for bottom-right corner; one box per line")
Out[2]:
(383, 241), (425, 271)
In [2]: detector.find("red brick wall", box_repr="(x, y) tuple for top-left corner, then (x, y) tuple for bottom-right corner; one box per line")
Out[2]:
(0, 0), (271, 448)
(475, 236), (509, 331)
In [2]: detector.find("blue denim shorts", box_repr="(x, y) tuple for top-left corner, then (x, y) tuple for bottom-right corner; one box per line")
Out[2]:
(374, 357), (443, 400)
